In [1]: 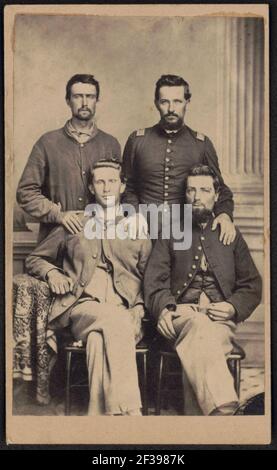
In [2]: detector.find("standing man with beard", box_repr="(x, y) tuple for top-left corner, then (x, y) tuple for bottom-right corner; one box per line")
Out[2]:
(17, 74), (121, 242)
(144, 164), (262, 415)
(123, 74), (235, 245)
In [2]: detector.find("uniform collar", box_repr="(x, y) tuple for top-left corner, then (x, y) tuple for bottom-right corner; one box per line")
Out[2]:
(157, 121), (187, 138)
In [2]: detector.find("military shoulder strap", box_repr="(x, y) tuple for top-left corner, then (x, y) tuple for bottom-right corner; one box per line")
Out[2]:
(136, 128), (145, 137)
(196, 131), (205, 141)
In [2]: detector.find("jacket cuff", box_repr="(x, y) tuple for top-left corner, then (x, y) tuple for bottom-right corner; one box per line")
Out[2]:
(44, 266), (64, 281)
(226, 297), (245, 323)
(41, 204), (63, 224)
(213, 206), (233, 221)
(157, 296), (177, 320)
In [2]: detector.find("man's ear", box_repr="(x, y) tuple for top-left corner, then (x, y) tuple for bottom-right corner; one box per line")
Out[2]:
(120, 183), (126, 195)
(215, 191), (219, 202)
(89, 184), (95, 195)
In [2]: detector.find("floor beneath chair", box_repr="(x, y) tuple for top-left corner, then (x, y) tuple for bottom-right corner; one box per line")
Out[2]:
(13, 367), (265, 416)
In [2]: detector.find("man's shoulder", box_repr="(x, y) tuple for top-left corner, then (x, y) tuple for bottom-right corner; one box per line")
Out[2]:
(96, 128), (120, 145)
(128, 125), (156, 140)
(185, 125), (207, 143)
(37, 127), (66, 144)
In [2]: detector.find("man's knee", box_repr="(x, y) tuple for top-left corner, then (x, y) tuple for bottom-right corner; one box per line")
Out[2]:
(187, 315), (234, 358)
(182, 314), (220, 349)
(188, 313), (211, 334)
(103, 311), (133, 333)
(86, 331), (104, 354)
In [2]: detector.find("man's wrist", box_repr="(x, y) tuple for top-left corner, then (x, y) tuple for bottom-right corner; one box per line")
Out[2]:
(226, 301), (236, 316)
(214, 210), (233, 222)
(46, 268), (61, 280)
(165, 304), (176, 312)
(217, 212), (231, 221)
(160, 304), (176, 319)
(55, 210), (64, 224)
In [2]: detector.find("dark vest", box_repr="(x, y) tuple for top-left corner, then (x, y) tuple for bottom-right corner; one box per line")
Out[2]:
(178, 264), (224, 305)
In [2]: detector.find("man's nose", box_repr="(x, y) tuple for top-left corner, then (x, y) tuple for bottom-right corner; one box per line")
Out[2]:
(82, 95), (88, 106)
(103, 183), (111, 193)
(168, 101), (175, 112)
(194, 191), (202, 202)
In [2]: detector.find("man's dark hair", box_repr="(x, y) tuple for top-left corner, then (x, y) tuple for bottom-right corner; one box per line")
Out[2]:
(155, 74), (192, 101)
(88, 158), (127, 186)
(65, 74), (100, 101)
(186, 164), (221, 193)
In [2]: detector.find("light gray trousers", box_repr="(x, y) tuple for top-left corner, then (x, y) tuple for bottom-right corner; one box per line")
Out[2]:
(172, 304), (238, 415)
(70, 299), (142, 415)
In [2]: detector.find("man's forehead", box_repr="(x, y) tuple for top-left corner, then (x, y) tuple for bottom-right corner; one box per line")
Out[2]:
(158, 85), (185, 99)
(70, 82), (97, 95)
(93, 167), (120, 179)
(187, 175), (214, 187)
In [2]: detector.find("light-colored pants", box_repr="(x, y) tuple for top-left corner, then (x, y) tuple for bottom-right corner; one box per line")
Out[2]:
(70, 299), (142, 415)
(172, 304), (238, 415)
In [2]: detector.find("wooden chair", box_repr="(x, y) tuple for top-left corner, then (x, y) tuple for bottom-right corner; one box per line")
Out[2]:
(155, 337), (245, 415)
(64, 320), (153, 416)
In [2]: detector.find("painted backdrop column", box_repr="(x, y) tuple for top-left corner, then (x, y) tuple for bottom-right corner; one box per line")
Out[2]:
(216, 16), (264, 281)
(216, 17), (265, 364)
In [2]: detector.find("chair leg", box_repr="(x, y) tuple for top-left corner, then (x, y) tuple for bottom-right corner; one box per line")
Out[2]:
(163, 357), (170, 410)
(65, 351), (72, 416)
(156, 354), (164, 415)
(141, 352), (148, 416)
(234, 359), (241, 398)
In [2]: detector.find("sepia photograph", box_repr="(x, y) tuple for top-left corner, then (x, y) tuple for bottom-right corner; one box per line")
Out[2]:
(5, 4), (270, 444)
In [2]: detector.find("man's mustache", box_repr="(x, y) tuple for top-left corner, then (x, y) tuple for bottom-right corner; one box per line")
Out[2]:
(165, 113), (179, 118)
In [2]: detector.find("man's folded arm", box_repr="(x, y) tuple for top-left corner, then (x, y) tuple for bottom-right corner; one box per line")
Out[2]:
(203, 137), (234, 219)
(226, 230), (262, 322)
(133, 238), (153, 308)
(121, 132), (140, 210)
(25, 225), (66, 281)
(16, 141), (62, 224)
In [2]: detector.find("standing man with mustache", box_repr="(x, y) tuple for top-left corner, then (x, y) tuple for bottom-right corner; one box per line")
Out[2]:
(122, 74), (235, 244)
(17, 74), (121, 242)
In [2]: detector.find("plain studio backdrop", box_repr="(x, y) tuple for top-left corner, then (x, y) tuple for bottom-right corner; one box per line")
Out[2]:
(12, 13), (265, 363)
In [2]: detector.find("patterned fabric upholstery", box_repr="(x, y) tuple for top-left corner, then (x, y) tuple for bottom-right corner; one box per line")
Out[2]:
(13, 274), (145, 405)
(13, 274), (57, 404)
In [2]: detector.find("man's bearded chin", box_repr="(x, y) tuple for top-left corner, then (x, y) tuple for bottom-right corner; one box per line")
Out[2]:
(192, 207), (213, 224)
(77, 109), (92, 121)
(161, 115), (184, 130)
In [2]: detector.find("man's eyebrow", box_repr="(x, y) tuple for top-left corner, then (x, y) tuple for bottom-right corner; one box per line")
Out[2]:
(187, 185), (212, 190)
(73, 92), (96, 96)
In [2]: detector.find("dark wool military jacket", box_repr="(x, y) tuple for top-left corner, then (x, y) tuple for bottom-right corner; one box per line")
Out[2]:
(122, 123), (234, 219)
(17, 124), (121, 241)
(25, 214), (152, 328)
(144, 219), (262, 324)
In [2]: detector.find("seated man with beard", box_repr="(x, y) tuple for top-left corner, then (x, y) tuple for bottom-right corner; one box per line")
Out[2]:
(144, 164), (262, 415)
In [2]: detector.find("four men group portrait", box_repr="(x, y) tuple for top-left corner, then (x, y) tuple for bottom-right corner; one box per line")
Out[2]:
(16, 73), (262, 416)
